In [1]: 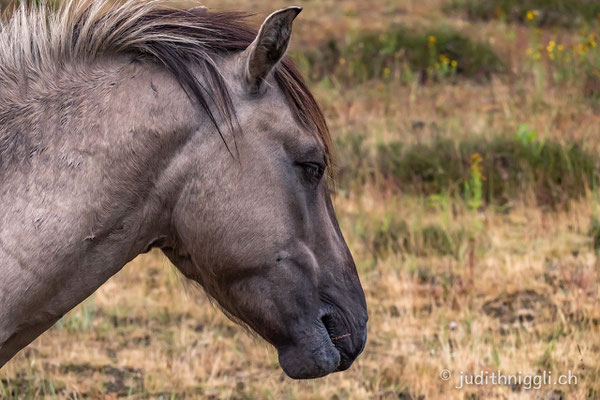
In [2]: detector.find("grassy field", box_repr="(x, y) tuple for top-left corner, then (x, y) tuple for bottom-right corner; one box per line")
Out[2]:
(2, 0), (600, 398)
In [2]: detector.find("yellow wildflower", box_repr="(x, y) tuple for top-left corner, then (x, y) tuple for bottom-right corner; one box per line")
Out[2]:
(451, 60), (457, 68)
(470, 153), (486, 181)
(526, 10), (540, 21)
(339, 57), (346, 65)
(546, 41), (556, 58)
(383, 67), (391, 77)
(428, 35), (436, 47)
(557, 44), (565, 52)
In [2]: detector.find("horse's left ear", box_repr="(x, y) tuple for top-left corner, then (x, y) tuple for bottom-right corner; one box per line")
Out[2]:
(242, 7), (302, 93)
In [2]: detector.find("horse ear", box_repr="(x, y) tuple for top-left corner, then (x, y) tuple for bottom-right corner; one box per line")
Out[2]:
(242, 7), (302, 93)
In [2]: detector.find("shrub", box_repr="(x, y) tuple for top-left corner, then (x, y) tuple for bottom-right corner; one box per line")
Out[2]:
(300, 26), (503, 83)
(446, 0), (600, 28)
(335, 132), (598, 207)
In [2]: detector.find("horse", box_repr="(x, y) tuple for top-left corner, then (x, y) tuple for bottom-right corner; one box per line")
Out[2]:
(0, 0), (367, 379)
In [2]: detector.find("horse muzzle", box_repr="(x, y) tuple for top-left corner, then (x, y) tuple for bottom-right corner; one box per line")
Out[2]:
(276, 307), (367, 379)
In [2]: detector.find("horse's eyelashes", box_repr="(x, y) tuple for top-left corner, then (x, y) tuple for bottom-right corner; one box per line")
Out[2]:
(301, 162), (325, 184)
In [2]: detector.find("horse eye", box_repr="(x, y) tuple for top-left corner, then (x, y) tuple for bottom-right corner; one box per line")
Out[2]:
(302, 162), (325, 183)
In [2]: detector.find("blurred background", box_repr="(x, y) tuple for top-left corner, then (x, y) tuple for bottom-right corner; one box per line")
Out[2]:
(1, 0), (600, 398)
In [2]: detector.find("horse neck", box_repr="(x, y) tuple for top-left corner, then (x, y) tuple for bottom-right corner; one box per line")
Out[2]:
(0, 58), (204, 365)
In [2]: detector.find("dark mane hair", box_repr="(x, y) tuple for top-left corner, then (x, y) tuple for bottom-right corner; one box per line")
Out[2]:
(0, 0), (331, 163)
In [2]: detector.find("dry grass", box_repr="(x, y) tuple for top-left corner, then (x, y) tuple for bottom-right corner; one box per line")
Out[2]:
(2, 0), (600, 398)
(2, 197), (599, 399)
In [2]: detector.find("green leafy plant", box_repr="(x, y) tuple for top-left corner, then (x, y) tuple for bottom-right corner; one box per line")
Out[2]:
(464, 153), (484, 211)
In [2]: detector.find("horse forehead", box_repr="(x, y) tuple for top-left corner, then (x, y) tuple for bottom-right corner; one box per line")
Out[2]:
(251, 107), (318, 145)
(238, 92), (298, 131)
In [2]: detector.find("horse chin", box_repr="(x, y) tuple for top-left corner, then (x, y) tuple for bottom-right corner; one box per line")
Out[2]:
(277, 337), (341, 379)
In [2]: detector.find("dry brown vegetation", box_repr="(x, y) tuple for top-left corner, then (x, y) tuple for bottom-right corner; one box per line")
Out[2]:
(2, 0), (600, 398)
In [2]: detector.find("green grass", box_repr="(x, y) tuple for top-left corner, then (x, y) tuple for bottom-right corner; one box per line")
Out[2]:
(55, 295), (96, 333)
(358, 213), (467, 260)
(335, 130), (598, 207)
(297, 26), (503, 83)
(446, 0), (600, 28)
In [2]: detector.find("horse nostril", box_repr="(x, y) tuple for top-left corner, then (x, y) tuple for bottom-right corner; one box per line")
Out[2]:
(321, 314), (336, 340)
(321, 313), (352, 343)
(320, 310), (366, 372)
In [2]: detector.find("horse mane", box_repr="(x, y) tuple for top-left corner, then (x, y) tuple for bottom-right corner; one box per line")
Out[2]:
(0, 0), (331, 164)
